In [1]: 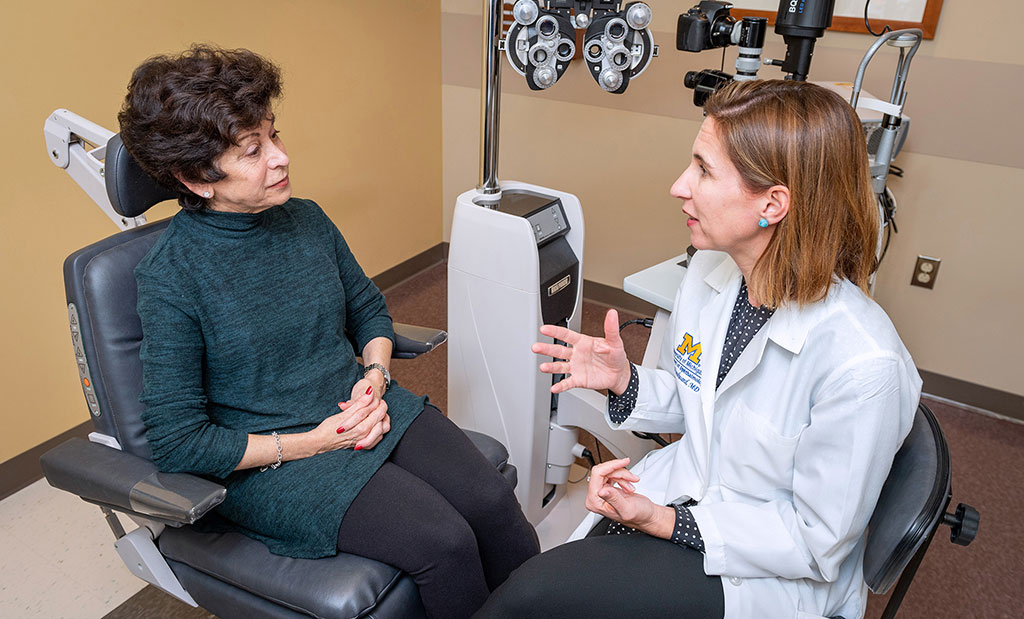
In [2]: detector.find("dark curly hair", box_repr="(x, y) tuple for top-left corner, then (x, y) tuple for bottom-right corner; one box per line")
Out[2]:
(118, 45), (283, 211)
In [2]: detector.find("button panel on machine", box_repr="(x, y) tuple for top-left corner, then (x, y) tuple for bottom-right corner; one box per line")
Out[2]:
(489, 189), (570, 247)
(69, 303), (101, 417)
(527, 203), (568, 246)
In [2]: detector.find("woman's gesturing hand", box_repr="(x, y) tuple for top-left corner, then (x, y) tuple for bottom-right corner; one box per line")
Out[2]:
(531, 308), (631, 395)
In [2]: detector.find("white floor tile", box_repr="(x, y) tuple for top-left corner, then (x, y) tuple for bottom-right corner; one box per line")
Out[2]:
(0, 480), (145, 618)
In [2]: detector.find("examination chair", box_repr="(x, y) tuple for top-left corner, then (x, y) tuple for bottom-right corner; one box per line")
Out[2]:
(40, 135), (518, 618)
(863, 402), (979, 618)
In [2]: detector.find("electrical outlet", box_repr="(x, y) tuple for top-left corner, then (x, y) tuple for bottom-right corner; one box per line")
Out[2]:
(911, 256), (940, 289)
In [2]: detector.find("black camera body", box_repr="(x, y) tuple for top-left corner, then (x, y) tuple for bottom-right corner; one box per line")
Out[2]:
(676, 1), (737, 52)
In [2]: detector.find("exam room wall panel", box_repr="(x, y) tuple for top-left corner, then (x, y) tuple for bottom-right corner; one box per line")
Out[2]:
(0, 0), (443, 463)
(440, 0), (1023, 400)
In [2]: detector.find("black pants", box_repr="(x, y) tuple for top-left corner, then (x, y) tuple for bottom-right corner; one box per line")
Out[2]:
(336, 405), (540, 619)
(474, 518), (725, 619)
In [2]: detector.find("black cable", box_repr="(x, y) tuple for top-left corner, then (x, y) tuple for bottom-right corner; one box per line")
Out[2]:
(878, 220), (893, 264)
(864, 0), (892, 36)
(569, 447), (596, 483)
(619, 317), (654, 332)
(889, 164), (904, 177)
(876, 189), (897, 266)
(720, 46), (726, 72)
(632, 431), (669, 447)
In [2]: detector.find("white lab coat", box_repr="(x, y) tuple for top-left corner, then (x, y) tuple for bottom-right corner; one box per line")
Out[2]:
(569, 250), (921, 619)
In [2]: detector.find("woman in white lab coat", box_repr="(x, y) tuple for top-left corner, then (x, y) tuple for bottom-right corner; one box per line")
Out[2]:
(476, 80), (921, 619)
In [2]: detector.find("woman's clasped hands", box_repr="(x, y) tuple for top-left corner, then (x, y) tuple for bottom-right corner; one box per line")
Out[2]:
(585, 457), (673, 536)
(313, 378), (391, 453)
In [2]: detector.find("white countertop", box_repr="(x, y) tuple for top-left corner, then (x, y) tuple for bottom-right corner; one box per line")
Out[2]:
(623, 253), (689, 311)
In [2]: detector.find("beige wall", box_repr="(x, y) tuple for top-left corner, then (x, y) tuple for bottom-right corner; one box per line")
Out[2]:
(441, 0), (1024, 396)
(0, 0), (443, 462)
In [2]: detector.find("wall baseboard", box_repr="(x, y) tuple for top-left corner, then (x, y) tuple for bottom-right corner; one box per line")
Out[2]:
(582, 279), (659, 317)
(373, 243), (447, 293)
(919, 369), (1023, 423)
(1, 420), (91, 502)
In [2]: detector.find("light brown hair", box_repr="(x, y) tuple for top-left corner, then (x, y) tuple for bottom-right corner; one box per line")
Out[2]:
(704, 79), (878, 307)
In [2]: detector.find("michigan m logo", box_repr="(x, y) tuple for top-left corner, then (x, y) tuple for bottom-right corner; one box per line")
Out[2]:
(676, 333), (701, 364)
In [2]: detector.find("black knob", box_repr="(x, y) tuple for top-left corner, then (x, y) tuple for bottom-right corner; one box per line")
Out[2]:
(944, 503), (980, 546)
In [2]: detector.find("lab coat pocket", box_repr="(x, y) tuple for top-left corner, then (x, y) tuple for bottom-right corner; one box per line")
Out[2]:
(719, 402), (803, 500)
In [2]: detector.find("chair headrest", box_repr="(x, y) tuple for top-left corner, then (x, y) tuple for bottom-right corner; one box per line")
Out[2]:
(105, 134), (178, 218)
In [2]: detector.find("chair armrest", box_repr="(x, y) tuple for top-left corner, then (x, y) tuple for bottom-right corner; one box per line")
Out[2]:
(40, 438), (225, 526)
(392, 323), (448, 359)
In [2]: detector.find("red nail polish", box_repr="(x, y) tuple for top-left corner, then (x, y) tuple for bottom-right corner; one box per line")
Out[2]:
(365, 386), (373, 395)
(354, 445), (363, 451)
(336, 427), (345, 434)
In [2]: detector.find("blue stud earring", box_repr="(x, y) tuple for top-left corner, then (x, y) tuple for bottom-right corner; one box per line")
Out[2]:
(758, 217), (769, 228)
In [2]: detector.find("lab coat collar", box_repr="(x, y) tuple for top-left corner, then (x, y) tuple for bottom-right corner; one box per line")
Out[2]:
(702, 253), (739, 294)
(702, 252), (828, 356)
(766, 283), (840, 355)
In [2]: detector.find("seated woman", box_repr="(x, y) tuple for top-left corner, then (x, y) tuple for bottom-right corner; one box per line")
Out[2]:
(121, 45), (538, 619)
(478, 80), (921, 619)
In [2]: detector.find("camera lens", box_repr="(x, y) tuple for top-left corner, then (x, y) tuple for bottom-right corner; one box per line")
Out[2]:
(684, 71), (699, 89)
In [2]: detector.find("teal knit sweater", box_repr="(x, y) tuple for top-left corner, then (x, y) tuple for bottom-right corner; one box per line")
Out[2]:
(135, 198), (425, 558)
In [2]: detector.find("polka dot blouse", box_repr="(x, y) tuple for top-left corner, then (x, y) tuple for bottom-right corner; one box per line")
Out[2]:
(716, 278), (775, 389)
(604, 278), (775, 551)
(605, 502), (705, 552)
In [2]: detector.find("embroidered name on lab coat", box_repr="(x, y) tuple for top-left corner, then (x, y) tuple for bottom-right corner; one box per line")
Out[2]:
(674, 333), (702, 393)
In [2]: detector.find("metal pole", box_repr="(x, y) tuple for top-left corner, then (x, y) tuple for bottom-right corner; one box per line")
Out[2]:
(478, 0), (504, 194)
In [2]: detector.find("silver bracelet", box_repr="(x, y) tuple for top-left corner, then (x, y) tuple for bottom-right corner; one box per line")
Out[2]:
(259, 431), (282, 472)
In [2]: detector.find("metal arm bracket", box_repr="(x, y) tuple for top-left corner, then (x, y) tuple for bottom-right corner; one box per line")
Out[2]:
(44, 109), (147, 230)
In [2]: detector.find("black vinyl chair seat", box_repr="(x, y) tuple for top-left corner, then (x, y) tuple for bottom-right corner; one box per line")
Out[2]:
(160, 529), (424, 619)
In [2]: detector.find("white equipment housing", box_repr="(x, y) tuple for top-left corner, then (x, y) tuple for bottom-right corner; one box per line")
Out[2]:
(448, 181), (650, 527)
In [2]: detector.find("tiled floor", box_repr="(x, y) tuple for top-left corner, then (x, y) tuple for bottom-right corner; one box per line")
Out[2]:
(0, 480), (144, 618)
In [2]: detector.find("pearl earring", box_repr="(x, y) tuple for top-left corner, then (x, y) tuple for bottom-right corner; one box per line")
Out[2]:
(758, 218), (769, 228)
(203, 191), (211, 198)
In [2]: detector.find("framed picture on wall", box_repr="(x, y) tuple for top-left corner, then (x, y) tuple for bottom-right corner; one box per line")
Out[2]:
(732, 0), (944, 39)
